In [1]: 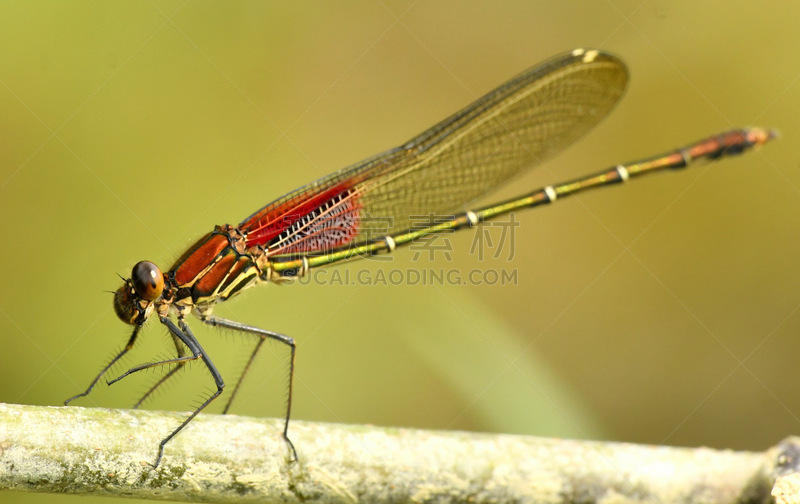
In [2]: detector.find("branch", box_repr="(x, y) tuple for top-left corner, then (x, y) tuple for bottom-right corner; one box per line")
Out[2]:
(0, 402), (792, 503)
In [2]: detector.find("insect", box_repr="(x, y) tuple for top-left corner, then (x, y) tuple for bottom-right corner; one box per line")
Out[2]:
(64, 48), (775, 468)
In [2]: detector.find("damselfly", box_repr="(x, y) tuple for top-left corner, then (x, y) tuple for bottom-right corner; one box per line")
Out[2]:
(65, 48), (775, 468)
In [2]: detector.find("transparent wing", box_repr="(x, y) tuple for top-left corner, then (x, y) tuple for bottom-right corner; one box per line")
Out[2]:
(239, 49), (627, 256)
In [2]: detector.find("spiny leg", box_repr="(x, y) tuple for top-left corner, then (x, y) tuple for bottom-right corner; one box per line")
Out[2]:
(201, 315), (297, 461)
(133, 334), (189, 409)
(219, 333), (265, 415)
(106, 344), (200, 386)
(148, 316), (225, 468)
(200, 316), (266, 414)
(65, 326), (141, 405)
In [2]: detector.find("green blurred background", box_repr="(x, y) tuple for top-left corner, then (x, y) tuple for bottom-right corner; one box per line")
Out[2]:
(1, 1), (798, 502)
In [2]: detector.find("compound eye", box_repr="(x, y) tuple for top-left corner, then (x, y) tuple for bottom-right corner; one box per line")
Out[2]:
(131, 261), (164, 301)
